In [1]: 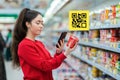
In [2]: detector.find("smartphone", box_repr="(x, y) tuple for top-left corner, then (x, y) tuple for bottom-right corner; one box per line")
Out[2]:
(56, 32), (67, 48)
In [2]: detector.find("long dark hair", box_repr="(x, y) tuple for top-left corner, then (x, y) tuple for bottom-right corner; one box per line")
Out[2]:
(11, 8), (42, 68)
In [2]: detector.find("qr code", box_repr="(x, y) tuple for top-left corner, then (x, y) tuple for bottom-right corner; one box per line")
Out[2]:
(72, 13), (87, 28)
(69, 10), (89, 31)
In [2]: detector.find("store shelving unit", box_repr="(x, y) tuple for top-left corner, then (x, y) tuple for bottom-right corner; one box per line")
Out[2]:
(52, 27), (120, 80)
(52, 24), (120, 32)
(90, 24), (120, 30)
(49, 0), (120, 79)
(53, 31), (120, 79)
(72, 24), (120, 80)
(71, 53), (120, 80)
(79, 41), (120, 53)
(70, 22), (120, 80)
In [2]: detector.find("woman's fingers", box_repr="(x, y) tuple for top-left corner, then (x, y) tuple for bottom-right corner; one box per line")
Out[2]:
(67, 42), (78, 52)
(57, 42), (61, 48)
(60, 39), (64, 45)
(72, 42), (78, 49)
(70, 42), (78, 51)
(59, 39), (64, 48)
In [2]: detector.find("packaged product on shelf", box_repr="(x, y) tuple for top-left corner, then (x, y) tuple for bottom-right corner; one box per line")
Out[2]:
(90, 48), (97, 61)
(92, 30), (100, 43)
(74, 31), (80, 38)
(116, 57), (120, 75)
(104, 52), (111, 69)
(116, 4), (120, 13)
(96, 50), (102, 64)
(82, 46), (87, 59)
(116, 4), (120, 24)
(110, 53), (119, 74)
(110, 37), (118, 48)
(83, 31), (89, 42)
(86, 47), (90, 59)
(118, 29), (120, 39)
(79, 45), (82, 57)
(101, 51), (106, 65)
(110, 29), (120, 49)
(111, 5), (116, 17)
(105, 9), (109, 20)
(102, 52), (107, 66)
(117, 29), (120, 49)
(92, 66), (100, 78)
(100, 30), (107, 44)
(89, 31), (92, 42)
(118, 41), (120, 49)
(111, 5), (117, 24)
(100, 11), (104, 25)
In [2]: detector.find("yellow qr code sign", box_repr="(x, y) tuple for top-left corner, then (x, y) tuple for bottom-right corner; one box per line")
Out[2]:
(69, 10), (89, 31)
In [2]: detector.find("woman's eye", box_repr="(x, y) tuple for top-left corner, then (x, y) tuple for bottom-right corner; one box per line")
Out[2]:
(36, 21), (44, 26)
(36, 22), (40, 24)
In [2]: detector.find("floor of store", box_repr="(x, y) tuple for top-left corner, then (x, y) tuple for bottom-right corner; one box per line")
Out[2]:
(5, 61), (23, 80)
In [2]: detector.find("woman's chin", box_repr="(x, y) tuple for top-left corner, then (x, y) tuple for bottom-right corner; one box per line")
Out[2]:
(36, 32), (41, 35)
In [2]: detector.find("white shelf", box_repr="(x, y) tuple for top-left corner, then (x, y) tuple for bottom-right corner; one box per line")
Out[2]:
(72, 53), (120, 80)
(79, 41), (120, 53)
(52, 24), (120, 32)
(90, 24), (120, 30)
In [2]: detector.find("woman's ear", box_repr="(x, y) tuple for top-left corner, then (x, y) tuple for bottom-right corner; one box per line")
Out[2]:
(26, 22), (30, 28)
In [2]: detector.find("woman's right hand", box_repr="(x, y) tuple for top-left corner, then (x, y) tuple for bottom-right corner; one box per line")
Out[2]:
(64, 42), (78, 56)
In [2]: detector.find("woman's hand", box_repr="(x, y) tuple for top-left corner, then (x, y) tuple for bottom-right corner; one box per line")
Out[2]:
(56, 39), (64, 54)
(64, 42), (78, 56)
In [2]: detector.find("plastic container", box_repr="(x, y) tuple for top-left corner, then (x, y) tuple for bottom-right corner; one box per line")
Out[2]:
(66, 35), (79, 48)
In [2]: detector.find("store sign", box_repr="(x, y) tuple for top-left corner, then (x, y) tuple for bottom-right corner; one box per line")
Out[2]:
(69, 10), (89, 31)
(0, 14), (18, 23)
(0, 17), (16, 23)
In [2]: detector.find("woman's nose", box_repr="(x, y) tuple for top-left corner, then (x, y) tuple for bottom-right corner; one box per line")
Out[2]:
(40, 25), (44, 29)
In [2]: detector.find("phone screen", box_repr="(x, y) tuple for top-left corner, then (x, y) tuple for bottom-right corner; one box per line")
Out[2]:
(56, 32), (67, 48)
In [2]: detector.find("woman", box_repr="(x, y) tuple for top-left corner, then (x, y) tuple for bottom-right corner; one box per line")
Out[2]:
(11, 8), (77, 80)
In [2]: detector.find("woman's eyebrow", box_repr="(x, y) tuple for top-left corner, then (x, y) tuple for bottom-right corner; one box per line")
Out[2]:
(37, 20), (43, 22)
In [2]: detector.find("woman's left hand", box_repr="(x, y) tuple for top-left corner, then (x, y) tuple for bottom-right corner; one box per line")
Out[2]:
(56, 39), (64, 54)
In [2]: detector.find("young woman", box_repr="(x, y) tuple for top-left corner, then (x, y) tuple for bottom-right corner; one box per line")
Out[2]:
(11, 8), (78, 80)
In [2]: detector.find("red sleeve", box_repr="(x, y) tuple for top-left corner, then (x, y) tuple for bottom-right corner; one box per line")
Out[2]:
(54, 51), (64, 57)
(18, 44), (66, 72)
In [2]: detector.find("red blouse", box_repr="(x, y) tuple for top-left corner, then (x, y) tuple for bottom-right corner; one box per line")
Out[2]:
(18, 38), (66, 80)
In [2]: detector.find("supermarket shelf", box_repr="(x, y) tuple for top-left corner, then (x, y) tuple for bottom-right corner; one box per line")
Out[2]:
(52, 24), (120, 32)
(90, 24), (120, 30)
(72, 53), (120, 80)
(64, 60), (84, 80)
(79, 41), (120, 53)
(52, 29), (69, 32)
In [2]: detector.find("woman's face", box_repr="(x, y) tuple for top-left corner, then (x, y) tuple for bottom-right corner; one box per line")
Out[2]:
(27, 14), (44, 36)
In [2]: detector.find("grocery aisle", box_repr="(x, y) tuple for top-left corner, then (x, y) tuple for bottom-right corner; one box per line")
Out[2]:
(0, 0), (120, 80)
(5, 61), (23, 80)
